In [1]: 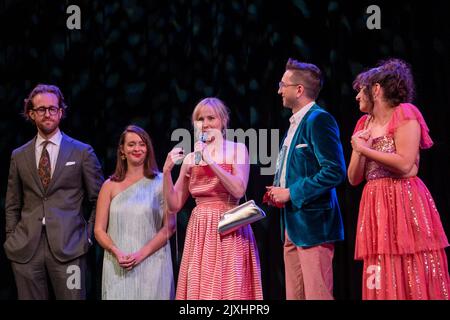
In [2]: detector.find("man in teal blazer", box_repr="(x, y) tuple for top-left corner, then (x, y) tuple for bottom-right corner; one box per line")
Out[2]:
(266, 58), (346, 300)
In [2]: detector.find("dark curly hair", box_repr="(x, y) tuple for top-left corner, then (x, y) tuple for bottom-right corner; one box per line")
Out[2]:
(352, 58), (415, 108)
(23, 83), (68, 121)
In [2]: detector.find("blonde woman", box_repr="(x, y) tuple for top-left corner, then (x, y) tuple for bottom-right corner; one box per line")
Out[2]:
(163, 97), (263, 300)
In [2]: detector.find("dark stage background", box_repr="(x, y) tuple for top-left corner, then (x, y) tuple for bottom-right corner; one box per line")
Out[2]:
(1, 0), (449, 300)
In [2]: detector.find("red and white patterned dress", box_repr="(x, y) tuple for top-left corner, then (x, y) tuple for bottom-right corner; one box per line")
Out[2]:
(175, 163), (263, 300)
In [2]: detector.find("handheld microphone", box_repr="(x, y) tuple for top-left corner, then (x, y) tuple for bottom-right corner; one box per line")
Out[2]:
(195, 132), (207, 165)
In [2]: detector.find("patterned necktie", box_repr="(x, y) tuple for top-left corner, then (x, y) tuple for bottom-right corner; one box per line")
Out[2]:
(38, 141), (51, 191)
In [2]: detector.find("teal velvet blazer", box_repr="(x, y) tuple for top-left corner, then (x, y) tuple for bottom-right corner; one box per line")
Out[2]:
(281, 104), (346, 247)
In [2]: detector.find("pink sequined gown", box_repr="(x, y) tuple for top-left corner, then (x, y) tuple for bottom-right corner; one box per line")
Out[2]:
(175, 163), (263, 300)
(354, 103), (450, 300)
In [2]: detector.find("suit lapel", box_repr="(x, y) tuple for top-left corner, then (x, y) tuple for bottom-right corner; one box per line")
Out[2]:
(46, 133), (74, 193)
(24, 136), (45, 194)
(285, 104), (320, 181)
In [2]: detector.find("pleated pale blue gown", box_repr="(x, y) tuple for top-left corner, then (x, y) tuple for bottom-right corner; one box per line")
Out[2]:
(101, 175), (174, 300)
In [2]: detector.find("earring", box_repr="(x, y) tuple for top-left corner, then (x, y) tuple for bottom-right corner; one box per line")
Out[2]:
(121, 154), (126, 160)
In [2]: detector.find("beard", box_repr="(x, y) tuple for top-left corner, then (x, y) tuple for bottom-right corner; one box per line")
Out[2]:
(282, 96), (296, 109)
(36, 118), (60, 136)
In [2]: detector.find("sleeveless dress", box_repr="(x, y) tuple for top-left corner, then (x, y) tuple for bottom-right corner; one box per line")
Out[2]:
(102, 175), (174, 300)
(175, 163), (263, 300)
(354, 103), (450, 300)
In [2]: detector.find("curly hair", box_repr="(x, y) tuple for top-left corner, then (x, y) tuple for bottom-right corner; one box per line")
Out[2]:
(352, 58), (415, 108)
(23, 84), (68, 121)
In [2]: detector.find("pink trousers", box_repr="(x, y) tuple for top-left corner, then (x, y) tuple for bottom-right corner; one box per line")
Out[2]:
(284, 232), (335, 300)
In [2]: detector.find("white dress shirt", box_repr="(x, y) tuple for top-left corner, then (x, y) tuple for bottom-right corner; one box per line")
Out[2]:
(35, 129), (62, 178)
(279, 101), (315, 188)
(35, 129), (62, 225)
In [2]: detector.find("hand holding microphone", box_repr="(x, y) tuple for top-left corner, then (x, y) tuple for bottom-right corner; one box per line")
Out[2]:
(194, 132), (207, 165)
(194, 121), (217, 165)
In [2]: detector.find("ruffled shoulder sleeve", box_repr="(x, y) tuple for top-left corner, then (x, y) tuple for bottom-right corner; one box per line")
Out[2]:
(387, 103), (433, 149)
(353, 114), (370, 135)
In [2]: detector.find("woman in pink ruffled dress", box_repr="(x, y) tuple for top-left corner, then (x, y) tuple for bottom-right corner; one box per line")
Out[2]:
(348, 58), (450, 300)
(163, 97), (263, 300)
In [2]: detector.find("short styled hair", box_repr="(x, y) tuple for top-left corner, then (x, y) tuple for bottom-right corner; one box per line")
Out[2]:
(285, 58), (323, 100)
(191, 97), (230, 133)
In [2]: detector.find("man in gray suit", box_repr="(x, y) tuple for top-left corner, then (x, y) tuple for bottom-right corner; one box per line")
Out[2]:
(4, 84), (104, 299)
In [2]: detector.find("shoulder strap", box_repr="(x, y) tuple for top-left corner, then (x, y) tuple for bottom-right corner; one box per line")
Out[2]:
(363, 114), (372, 130)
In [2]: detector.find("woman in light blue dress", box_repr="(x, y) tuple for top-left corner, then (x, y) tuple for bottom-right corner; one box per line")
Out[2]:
(95, 125), (175, 300)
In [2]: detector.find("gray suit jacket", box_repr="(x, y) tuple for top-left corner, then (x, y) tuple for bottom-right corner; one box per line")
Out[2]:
(4, 133), (104, 263)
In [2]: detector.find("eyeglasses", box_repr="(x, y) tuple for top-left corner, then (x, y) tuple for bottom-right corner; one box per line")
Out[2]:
(278, 81), (301, 89)
(32, 106), (60, 116)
